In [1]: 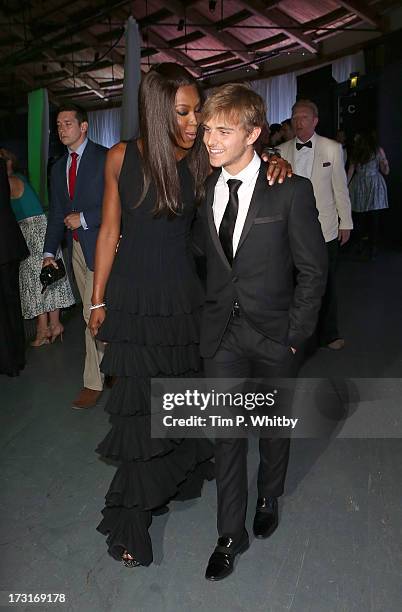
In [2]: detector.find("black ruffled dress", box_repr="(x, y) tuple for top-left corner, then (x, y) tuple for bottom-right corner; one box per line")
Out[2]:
(96, 141), (213, 566)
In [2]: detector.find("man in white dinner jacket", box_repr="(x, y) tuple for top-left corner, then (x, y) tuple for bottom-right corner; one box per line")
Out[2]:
(278, 99), (353, 350)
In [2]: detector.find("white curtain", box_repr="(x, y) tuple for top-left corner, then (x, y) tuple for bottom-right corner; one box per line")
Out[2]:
(251, 72), (297, 124)
(332, 51), (365, 83)
(88, 107), (121, 148)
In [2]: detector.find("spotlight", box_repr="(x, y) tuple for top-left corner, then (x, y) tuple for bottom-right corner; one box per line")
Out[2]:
(209, 1), (217, 13)
(177, 18), (185, 32)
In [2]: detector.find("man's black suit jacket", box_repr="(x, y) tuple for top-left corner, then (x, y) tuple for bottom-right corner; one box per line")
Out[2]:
(0, 158), (29, 266)
(44, 139), (108, 271)
(194, 163), (328, 359)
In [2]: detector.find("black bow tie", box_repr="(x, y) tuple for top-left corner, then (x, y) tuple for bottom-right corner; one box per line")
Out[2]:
(296, 140), (312, 150)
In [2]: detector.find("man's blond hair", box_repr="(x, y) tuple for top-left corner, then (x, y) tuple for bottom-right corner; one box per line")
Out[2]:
(202, 83), (266, 132)
(292, 99), (319, 117)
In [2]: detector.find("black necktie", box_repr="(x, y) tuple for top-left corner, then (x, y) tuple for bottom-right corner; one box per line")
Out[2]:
(219, 179), (242, 265)
(296, 140), (312, 150)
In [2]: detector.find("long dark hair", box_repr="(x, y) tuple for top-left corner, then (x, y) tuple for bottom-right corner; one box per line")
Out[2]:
(137, 63), (210, 216)
(351, 130), (378, 165)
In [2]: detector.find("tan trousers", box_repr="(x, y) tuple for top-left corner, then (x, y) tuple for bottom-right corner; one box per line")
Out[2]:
(72, 241), (104, 391)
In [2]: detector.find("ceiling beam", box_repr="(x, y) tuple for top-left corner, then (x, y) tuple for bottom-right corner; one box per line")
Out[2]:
(337, 1), (384, 29)
(0, 8), (99, 102)
(164, 0), (259, 70)
(1, 0), (131, 68)
(241, 1), (318, 54)
(43, 50), (106, 98)
(0, 9), (105, 98)
(111, 6), (203, 76)
(146, 29), (203, 76)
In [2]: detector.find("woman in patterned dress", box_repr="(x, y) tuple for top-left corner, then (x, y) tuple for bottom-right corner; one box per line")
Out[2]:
(348, 131), (390, 259)
(0, 149), (75, 345)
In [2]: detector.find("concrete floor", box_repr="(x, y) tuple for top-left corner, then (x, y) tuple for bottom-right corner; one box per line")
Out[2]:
(1, 248), (401, 612)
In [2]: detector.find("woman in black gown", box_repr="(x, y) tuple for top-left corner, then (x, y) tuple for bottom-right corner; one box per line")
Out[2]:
(89, 65), (213, 567)
(89, 64), (290, 567)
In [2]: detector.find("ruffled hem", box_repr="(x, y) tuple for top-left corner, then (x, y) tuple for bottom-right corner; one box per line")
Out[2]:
(100, 343), (200, 377)
(97, 507), (153, 566)
(96, 414), (182, 461)
(104, 376), (149, 416)
(98, 309), (200, 346)
(97, 440), (214, 565)
(104, 274), (204, 316)
(100, 439), (214, 509)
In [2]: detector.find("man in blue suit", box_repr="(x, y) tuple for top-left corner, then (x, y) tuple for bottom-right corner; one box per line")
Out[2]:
(43, 104), (108, 409)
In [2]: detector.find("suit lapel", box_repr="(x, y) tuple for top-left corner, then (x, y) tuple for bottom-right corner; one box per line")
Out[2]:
(61, 152), (69, 201)
(73, 140), (92, 203)
(235, 165), (267, 255)
(287, 139), (296, 169)
(311, 135), (324, 185)
(205, 171), (231, 270)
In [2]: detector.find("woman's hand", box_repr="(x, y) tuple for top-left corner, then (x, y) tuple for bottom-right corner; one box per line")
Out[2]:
(261, 153), (293, 185)
(88, 307), (106, 337)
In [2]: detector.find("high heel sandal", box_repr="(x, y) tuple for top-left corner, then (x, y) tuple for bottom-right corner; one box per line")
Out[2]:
(122, 550), (141, 568)
(30, 327), (51, 347)
(49, 323), (64, 344)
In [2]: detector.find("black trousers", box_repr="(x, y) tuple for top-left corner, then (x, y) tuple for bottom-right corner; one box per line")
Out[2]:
(204, 314), (299, 542)
(317, 238), (339, 345)
(0, 260), (25, 375)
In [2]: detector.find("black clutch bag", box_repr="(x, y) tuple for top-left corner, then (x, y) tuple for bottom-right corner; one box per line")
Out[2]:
(40, 258), (66, 293)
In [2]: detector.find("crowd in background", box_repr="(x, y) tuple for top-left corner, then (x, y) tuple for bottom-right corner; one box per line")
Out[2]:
(0, 96), (390, 379)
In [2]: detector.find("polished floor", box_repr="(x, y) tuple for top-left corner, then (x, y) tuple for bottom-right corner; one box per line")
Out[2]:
(1, 248), (401, 612)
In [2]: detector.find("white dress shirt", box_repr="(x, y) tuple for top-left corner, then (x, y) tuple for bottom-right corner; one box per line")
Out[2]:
(213, 151), (261, 256)
(294, 132), (316, 180)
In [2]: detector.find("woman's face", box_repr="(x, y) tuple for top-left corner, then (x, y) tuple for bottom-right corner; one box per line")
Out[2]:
(174, 85), (202, 150)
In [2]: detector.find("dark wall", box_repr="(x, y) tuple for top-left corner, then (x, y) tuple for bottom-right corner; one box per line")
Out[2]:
(296, 65), (337, 138)
(378, 58), (402, 245)
(0, 112), (28, 174)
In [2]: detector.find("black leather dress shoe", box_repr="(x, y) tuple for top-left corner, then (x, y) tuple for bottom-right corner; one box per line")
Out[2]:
(205, 533), (249, 581)
(253, 496), (279, 539)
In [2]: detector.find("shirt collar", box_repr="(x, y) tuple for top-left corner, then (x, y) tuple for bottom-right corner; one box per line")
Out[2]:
(221, 150), (261, 185)
(68, 137), (88, 158)
(295, 132), (316, 146)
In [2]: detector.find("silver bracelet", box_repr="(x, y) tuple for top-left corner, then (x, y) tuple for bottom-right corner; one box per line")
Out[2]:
(90, 302), (106, 311)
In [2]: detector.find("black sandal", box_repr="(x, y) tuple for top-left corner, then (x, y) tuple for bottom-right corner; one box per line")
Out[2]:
(122, 550), (141, 568)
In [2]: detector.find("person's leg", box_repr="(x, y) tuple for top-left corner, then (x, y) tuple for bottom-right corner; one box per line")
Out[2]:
(31, 312), (51, 347)
(252, 339), (297, 503)
(72, 242), (104, 392)
(204, 318), (250, 544)
(48, 308), (63, 343)
(368, 210), (381, 259)
(317, 238), (340, 346)
(0, 261), (26, 373)
(82, 265), (104, 391)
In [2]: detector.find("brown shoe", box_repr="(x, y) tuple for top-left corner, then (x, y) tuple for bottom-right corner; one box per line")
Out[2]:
(327, 338), (345, 350)
(72, 388), (102, 409)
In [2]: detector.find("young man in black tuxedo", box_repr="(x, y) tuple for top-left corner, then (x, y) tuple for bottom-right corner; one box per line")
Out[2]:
(196, 84), (328, 581)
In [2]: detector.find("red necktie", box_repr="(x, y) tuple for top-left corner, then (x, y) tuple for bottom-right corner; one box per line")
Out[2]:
(68, 152), (79, 241)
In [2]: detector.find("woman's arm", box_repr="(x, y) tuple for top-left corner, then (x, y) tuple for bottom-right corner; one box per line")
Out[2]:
(89, 143), (125, 336)
(378, 147), (390, 176)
